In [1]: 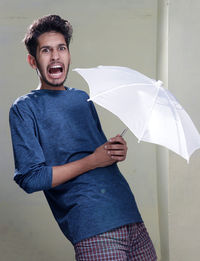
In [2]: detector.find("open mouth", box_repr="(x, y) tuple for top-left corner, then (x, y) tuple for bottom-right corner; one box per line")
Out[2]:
(48, 64), (64, 78)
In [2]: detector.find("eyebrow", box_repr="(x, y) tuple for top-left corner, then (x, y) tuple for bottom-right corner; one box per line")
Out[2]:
(39, 45), (50, 51)
(39, 43), (67, 51)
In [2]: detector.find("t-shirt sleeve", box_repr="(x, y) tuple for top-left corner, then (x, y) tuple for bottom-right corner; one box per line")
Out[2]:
(9, 103), (52, 194)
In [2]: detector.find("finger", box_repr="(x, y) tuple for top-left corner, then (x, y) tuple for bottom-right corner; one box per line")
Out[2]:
(110, 155), (126, 162)
(105, 144), (127, 150)
(107, 150), (127, 156)
(107, 157), (118, 164)
(109, 136), (126, 145)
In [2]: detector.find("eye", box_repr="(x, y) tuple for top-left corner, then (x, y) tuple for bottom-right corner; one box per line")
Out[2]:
(59, 46), (67, 51)
(41, 48), (50, 53)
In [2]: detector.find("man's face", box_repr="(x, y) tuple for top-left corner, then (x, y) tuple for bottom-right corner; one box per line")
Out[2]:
(30, 31), (71, 90)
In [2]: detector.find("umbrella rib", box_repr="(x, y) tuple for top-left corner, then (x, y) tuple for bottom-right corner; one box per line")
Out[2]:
(87, 83), (154, 101)
(138, 85), (161, 142)
(163, 88), (188, 160)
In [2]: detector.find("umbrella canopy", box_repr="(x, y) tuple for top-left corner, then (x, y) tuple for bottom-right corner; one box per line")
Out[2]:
(73, 65), (200, 162)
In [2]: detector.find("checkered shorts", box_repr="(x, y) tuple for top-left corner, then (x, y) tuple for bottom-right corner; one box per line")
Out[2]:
(74, 223), (157, 260)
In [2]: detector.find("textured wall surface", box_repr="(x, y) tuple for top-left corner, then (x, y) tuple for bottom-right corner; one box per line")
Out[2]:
(168, 1), (200, 260)
(157, 1), (200, 260)
(0, 0), (160, 260)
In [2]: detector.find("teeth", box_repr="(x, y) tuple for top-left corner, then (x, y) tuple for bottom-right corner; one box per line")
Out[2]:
(50, 65), (62, 69)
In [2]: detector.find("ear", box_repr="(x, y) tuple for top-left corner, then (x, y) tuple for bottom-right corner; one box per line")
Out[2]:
(27, 54), (37, 69)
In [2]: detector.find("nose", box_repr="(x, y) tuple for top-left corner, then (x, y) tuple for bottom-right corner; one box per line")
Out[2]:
(51, 49), (59, 61)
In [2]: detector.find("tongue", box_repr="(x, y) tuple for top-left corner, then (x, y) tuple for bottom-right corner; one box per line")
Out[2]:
(49, 67), (61, 74)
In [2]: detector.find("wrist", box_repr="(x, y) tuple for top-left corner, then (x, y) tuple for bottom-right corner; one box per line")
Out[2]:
(86, 152), (98, 170)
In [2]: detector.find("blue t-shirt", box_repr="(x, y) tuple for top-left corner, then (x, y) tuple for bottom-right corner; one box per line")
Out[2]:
(9, 87), (142, 244)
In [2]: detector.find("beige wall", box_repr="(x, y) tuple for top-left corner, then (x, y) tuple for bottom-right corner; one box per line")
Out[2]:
(0, 0), (160, 260)
(2, 1), (200, 261)
(157, 1), (200, 261)
(168, 1), (200, 260)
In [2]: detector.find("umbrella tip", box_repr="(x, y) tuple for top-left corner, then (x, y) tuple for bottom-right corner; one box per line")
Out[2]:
(155, 80), (163, 88)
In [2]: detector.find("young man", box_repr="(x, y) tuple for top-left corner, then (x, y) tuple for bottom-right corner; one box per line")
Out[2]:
(9, 15), (157, 260)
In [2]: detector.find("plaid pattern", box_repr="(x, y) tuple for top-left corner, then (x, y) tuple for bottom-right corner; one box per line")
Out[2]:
(74, 223), (157, 261)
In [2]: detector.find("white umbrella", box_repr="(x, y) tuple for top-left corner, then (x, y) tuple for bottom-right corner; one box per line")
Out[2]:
(73, 65), (200, 162)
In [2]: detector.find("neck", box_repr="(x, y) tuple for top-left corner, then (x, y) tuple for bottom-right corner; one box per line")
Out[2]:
(38, 80), (65, 91)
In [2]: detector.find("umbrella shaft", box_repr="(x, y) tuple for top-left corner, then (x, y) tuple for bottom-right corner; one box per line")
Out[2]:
(120, 128), (128, 137)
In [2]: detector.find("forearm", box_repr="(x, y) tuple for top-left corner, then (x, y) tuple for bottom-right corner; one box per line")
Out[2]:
(52, 135), (127, 188)
(52, 153), (97, 187)
(14, 157), (96, 193)
(14, 146), (111, 193)
(14, 136), (127, 193)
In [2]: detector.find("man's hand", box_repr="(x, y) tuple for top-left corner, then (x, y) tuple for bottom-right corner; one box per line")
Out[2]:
(92, 134), (128, 168)
(52, 134), (127, 187)
(105, 134), (128, 162)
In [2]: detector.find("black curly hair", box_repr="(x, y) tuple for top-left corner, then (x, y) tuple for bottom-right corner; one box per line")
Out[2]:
(23, 15), (73, 58)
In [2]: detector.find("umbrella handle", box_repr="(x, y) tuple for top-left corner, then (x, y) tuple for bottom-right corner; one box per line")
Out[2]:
(120, 127), (128, 137)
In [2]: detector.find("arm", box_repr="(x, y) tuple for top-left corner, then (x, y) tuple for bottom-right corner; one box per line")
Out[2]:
(52, 134), (128, 187)
(9, 103), (127, 193)
(9, 105), (52, 193)
(52, 99), (128, 187)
